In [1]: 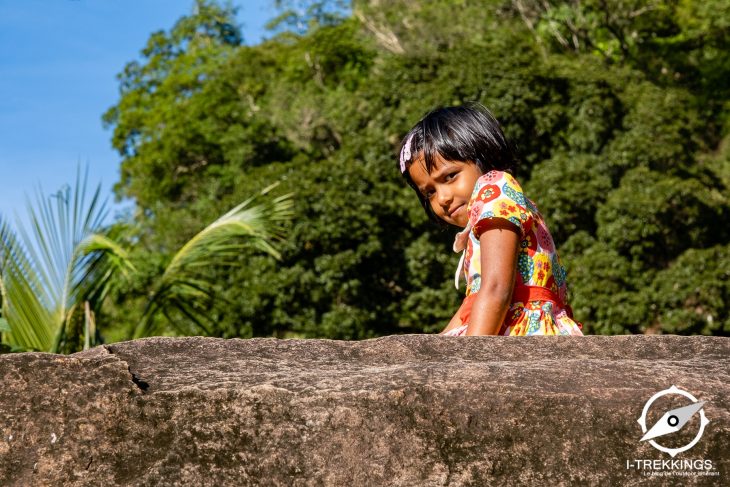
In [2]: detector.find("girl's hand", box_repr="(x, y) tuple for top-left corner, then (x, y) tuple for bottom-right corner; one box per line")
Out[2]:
(465, 221), (520, 336)
(439, 297), (471, 334)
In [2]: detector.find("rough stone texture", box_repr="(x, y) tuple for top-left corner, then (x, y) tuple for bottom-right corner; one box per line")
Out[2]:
(0, 335), (728, 486)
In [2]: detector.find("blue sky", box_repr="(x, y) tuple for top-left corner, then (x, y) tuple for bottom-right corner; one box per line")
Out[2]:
(0, 0), (273, 227)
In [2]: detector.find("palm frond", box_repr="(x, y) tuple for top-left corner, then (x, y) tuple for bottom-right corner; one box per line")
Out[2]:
(73, 233), (136, 306)
(0, 217), (55, 351)
(133, 183), (294, 339)
(0, 317), (10, 333)
(1, 166), (134, 353)
(17, 168), (107, 326)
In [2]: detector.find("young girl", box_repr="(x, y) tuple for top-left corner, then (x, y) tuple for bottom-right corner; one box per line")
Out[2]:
(397, 103), (583, 336)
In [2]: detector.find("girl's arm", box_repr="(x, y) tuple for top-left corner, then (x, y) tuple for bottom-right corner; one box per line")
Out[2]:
(465, 222), (521, 336)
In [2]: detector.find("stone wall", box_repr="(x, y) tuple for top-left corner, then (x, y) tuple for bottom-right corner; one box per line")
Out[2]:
(0, 335), (727, 486)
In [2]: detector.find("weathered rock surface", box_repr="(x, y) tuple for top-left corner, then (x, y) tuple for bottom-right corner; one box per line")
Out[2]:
(0, 335), (727, 486)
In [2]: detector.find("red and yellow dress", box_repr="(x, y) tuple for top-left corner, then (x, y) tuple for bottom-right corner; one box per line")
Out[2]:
(444, 170), (583, 336)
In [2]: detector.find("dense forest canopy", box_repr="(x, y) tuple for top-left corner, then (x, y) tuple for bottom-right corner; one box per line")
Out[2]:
(100, 0), (730, 340)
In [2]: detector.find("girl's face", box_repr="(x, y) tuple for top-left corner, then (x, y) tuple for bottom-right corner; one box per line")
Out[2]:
(408, 153), (482, 227)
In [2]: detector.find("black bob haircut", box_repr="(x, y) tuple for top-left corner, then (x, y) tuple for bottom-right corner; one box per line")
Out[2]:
(398, 102), (519, 226)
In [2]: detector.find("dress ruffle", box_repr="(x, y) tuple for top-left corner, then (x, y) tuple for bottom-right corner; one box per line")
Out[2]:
(444, 300), (583, 336)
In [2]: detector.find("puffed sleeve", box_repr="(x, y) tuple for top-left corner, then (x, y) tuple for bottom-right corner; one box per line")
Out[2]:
(467, 170), (533, 239)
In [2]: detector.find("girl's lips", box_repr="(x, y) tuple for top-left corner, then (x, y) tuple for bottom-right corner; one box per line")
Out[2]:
(450, 204), (464, 217)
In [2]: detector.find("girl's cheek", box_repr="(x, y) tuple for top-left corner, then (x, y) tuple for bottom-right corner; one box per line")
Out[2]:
(429, 200), (441, 216)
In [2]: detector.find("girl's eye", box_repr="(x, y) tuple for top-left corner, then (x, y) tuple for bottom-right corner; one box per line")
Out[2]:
(445, 172), (458, 181)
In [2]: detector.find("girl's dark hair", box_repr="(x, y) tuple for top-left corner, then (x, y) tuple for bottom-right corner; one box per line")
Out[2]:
(398, 102), (519, 226)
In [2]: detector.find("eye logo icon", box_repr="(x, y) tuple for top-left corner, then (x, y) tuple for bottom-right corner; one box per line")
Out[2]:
(637, 385), (710, 457)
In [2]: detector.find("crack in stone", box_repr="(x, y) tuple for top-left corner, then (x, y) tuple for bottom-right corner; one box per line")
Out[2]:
(103, 345), (150, 393)
(128, 368), (150, 393)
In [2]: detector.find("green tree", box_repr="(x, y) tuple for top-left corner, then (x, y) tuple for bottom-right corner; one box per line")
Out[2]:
(100, 0), (730, 338)
(102, 0), (244, 211)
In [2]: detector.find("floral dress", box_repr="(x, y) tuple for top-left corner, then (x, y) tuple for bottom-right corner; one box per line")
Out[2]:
(444, 170), (583, 336)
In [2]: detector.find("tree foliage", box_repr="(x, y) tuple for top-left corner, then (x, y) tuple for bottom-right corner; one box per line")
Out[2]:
(100, 0), (730, 338)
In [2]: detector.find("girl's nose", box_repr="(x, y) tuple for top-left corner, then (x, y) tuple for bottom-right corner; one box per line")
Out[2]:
(436, 186), (453, 207)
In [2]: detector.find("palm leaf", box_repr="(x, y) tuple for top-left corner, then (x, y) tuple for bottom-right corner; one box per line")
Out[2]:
(74, 233), (136, 307)
(0, 217), (55, 351)
(133, 182), (294, 338)
(1, 166), (135, 353)
(0, 317), (10, 333)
